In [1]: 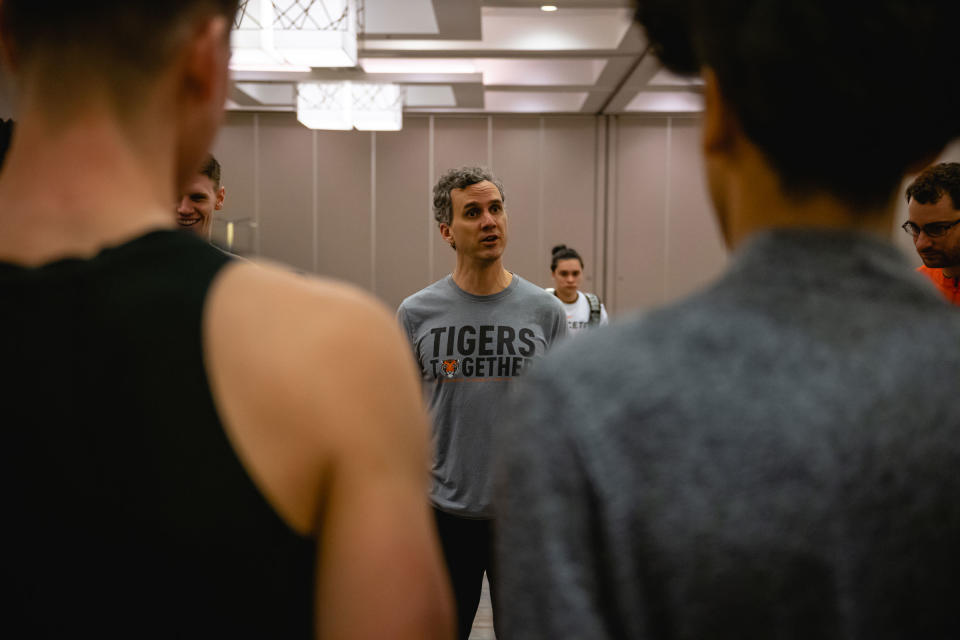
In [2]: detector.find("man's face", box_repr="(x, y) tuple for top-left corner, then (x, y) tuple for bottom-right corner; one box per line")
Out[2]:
(441, 180), (508, 262)
(907, 196), (960, 269)
(176, 174), (224, 239)
(551, 258), (583, 301)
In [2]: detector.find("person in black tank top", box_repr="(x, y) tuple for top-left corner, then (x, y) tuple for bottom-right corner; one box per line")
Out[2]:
(3, 232), (313, 636)
(0, 2), (453, 638)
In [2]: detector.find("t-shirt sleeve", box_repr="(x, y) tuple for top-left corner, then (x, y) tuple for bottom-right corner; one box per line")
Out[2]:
(600, 303), (610, 326)
(493, 372), (613, 638)
(547, 300), (568, 347)
(395, 304), (415, 345)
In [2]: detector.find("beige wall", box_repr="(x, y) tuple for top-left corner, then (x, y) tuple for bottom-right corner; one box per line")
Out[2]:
(606, 116), (727, 315)
(212, 112), (728, 315)
(6, 92), (954, 314)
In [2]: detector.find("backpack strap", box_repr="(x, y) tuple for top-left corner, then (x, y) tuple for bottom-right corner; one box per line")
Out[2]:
(585, 292), (602, 326)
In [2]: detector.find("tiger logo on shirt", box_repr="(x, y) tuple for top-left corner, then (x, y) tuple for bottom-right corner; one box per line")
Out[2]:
(441, 359), (459, 378)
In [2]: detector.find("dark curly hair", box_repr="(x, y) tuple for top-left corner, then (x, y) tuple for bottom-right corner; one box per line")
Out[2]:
(550, 245), (583, 272)
(905, 163), (960, 210)
(433, 166), (505, 227)
(634, 0), (960, 210)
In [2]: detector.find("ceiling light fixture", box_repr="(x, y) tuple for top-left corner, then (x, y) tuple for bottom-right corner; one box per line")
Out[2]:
(352, 83), (404, 131)
(297, 82), (353, 130)
(297, 82), (404, 131)
(541, 5), (559, 11)
(231, 0), (359, 70)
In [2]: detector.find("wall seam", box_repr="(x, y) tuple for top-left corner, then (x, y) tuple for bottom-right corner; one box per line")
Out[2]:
(428, 116), (435, 283)
(371, 132), (377, 293)
(312, 130), (318, 273)
(664, 117), (672, 301)
(605, 116), (619, 313)
(594, 116), (607, 304)
(253, 113), (261, 256)
(487, 116), (494, 169)
(538, 117), (545, 274)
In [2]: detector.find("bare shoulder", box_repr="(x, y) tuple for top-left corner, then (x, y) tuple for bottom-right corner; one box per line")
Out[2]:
(202, 260), (427, 534)
(207, 259), (416, 398)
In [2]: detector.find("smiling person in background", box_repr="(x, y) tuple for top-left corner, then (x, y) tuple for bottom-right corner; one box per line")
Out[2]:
(176, 154), (225, 240)
(547, 244), (608, 336)
(904, 162), (960, 305)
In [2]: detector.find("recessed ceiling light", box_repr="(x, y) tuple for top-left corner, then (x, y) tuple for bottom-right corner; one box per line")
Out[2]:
(541, 5), (558, 12)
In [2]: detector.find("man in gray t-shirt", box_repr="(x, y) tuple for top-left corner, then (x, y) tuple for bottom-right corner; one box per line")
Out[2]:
(397, 166), (565, 639)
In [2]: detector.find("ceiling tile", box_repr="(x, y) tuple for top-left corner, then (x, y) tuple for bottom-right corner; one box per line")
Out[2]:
(648, 69), (705, 87)
(405, 85), (457, 107)
(362, 8), (634, 52)
(485, 91), (588, 112)
(476, 58), (608, 85)
(364, 0), (439, 34)
(235, 82), (296, 105)
(624, 91), (704, 113)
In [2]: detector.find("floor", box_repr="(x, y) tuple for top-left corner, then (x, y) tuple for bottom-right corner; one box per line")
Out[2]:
(468, 574), (496, 640)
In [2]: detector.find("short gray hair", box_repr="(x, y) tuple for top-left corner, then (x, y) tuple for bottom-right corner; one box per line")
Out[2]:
(433, 166), (506, 226)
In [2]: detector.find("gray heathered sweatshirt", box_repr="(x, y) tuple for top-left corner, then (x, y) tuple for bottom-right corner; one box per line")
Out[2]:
(495, 229), (960, 639)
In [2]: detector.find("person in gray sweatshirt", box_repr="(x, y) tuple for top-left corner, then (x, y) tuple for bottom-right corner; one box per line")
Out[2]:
(494, 1), (960, 638)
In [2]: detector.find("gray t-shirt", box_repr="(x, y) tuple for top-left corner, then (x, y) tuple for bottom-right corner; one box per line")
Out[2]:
(398, 273), (566, 518)
(495, 229), (960, 638)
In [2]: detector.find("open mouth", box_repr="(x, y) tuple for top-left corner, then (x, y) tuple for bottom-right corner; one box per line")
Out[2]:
(177, 217), (202, 227)
(481, 235), (499, 244)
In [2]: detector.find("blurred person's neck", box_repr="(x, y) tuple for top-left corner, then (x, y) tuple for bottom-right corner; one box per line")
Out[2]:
(452, 256), (512, 295)
(0, 92), (177, 265)
(715, 145), (894, 250)
(702, 69), (894, 251)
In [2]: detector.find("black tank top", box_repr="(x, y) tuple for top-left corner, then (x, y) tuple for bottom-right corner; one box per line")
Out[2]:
(1, 231), (315, 637)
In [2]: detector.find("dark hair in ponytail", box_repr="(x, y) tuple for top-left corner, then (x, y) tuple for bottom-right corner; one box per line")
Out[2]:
(551, 244), (583, 272)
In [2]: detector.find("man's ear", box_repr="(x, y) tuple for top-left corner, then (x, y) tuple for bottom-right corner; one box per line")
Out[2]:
(180, 15), (230, 107)
(215, 185), (225, 210)
(702, 67), (737, 156)
(439, 222), (453, 246)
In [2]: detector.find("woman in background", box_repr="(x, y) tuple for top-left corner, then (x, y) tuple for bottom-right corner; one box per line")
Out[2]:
(547, 244), (608, 336)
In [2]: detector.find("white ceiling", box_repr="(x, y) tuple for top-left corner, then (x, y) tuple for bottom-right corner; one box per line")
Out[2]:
(228, 0), (704, 116)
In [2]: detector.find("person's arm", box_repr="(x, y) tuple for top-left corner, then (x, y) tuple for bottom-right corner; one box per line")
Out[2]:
(494, 371), (617, 639)
(311, 301), (452, 639)
(205, 262), (454, 640)
(600, 303), (610, 326)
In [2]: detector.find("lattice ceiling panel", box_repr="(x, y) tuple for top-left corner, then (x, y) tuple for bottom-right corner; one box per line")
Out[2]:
(273, 1), (349, 31)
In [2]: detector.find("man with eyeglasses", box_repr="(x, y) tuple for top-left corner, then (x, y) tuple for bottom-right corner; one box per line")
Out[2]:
(904, 162), (960, 305)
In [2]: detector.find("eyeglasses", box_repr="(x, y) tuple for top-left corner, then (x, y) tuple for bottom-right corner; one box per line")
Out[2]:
(901, 219), (960, 238)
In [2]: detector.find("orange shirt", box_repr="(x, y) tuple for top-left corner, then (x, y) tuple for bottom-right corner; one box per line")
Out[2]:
(918, 265), (960, 306)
